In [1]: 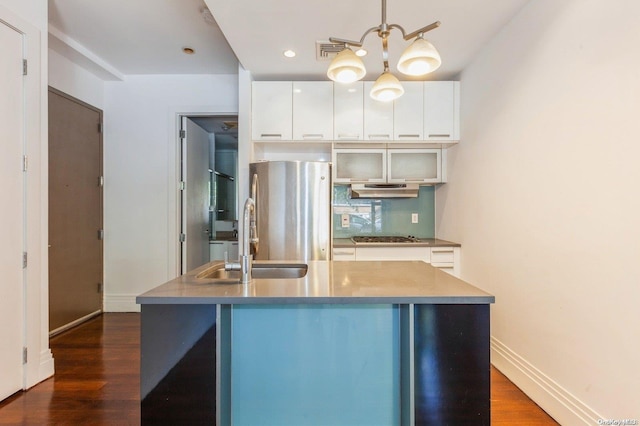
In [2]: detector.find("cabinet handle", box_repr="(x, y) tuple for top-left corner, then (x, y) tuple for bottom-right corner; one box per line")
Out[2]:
(333, 250), (355, 255)
(398, 134), (421, 139)
(432, 249), (454, 253)
(260, 133), (282, 139)
(211, 242), (224, 245)
(337, 133), (360, 140)
(231, 242), (238, 246)
(350, 178), (370, 182)
(403, 178), (426, 182)
(428, 134), (451, 138)
(302, 134), (324, 140)
(368, 134), (390, 139)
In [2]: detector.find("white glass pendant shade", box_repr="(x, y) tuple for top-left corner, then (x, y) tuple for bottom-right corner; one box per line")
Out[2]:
(397, 37), (441, 76)
(327, 48), (367, 83)
(370, 71), (404, 102)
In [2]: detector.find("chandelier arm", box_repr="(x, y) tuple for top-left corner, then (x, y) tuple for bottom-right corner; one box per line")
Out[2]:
(387, 23), (407, 38)
(403, 21), (441, 41)
(359, 26), (383, 45)
(330, 24), (381, 48)
(329, 37), (363, 48)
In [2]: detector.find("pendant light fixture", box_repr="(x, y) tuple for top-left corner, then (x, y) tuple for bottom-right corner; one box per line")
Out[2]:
(326, 0), (441, 102)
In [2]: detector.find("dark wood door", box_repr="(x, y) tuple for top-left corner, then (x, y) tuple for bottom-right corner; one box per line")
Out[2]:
(48, 88), (103, 333)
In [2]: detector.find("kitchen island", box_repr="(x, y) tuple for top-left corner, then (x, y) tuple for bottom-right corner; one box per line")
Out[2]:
(137, 260), (494, 425)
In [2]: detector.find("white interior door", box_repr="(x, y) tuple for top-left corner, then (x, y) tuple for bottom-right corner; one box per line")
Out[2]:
(0, 19), (25, 400)
(181, 117), (211, 273)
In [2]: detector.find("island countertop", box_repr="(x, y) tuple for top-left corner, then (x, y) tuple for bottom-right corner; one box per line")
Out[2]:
(137, 260), (494, 305)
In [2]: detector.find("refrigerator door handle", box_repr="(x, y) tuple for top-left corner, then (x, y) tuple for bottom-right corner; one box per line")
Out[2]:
(250, 173), (259, 256)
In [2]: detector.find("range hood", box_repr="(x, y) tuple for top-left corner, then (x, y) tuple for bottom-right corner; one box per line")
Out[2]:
(350, 183), (419, 198)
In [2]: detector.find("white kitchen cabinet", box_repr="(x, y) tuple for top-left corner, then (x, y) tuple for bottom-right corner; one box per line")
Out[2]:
(210, 241), (239, 261)
(393, 82), (423, 141)
(349, 245), (460, 277)
(293, 82), (333, 141)
(332, 149), (386, 183)
(252, 81), (292, 141)
(334, 82), (364, 141)
(387, 149), (441, 183)
(429, 247), (460, 276)
(332, 247), (356, 261)
(355, 246), (430, 262)
(363, 82), (393, 141)
(334, 147), (442, 184)
(424, 81), (460, 141)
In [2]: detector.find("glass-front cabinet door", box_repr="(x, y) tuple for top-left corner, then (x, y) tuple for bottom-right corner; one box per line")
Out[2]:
(332, 149), (386, 183)
(387, 149), (441, 183)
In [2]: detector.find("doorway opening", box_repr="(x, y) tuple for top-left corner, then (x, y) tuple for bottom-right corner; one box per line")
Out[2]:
(179, 114), (239, 275)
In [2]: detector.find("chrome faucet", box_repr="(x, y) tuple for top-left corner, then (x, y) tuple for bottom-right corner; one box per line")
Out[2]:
(225, 197), (258, 284)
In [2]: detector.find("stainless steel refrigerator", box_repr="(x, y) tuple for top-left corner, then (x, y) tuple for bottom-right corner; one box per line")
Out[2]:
(249, 161), (331, 261)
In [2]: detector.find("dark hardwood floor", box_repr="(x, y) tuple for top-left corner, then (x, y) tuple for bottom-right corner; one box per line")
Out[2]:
(0, 313), (558, 425)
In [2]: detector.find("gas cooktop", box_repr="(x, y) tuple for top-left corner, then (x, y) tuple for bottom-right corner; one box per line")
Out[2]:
(351, 236), (421, 244)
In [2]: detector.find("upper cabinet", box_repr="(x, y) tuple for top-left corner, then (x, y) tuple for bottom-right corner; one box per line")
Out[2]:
(333, 147), (442, 184)
(334, 82), (364, 141)
(424, 81), (460, 141)
(251, 80), (460, 143)
(252, 82), (292, 141)
(292, 82), (333, 141)
(364, 82), (394, 141)
(393, 82), (424, 141)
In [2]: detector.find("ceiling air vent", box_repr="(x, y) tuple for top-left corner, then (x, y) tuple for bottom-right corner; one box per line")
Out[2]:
(315, 41), (345, 61)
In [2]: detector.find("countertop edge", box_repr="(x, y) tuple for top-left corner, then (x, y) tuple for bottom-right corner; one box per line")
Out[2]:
(136, 295), (495, 305)
(332, 238), (461, 248)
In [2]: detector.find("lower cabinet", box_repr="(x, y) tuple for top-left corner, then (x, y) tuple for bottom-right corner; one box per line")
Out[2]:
(333, 245), (460, 277)
(210, 241), (239, 261)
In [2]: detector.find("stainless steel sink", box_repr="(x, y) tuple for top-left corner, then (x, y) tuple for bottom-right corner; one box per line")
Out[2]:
(196, 262), (308, 282)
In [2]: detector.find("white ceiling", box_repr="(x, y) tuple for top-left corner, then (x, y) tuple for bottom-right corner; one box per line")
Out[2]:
(48, 0), (238, 76)
(48, 0), (531, 81)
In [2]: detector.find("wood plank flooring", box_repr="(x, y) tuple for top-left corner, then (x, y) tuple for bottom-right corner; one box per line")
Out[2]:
(0, 313), (559, 425)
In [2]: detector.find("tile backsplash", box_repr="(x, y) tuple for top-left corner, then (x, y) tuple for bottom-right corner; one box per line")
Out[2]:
(332, 185), (435, 238)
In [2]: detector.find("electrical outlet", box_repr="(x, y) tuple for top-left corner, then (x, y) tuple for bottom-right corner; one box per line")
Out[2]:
(411, 213), (419, 224)
(341, 213), (350, 228)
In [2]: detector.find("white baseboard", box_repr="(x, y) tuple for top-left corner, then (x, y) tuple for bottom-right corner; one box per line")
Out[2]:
(104, 294), (141, 312)
(491, 336), (602, 425)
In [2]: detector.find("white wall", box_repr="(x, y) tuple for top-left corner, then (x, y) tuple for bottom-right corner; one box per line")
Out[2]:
(103, 74), (238, 311)
(48, 49), (104, 109)
(0, 0), (54, 390)
(436, 0), (640, 423)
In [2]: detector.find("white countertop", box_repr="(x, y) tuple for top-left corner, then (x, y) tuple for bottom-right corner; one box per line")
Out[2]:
(137, 260), (494, 305)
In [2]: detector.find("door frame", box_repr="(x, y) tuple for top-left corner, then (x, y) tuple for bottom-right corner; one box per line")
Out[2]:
(0, 4), (55, 393)
(169, 110), (238, 278)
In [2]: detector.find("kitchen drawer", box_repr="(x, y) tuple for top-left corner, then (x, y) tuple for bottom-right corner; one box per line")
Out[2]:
(333, 247), (356, 261)
(429, 247), (460, 277)
(430, 248), (455, 264)
(355, 246), (430, 262)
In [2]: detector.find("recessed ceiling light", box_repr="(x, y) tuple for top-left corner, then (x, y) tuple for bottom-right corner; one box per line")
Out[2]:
(355, 48), (367, 57)
(183, 47), (195, 55)
(283, 49), (296, 58)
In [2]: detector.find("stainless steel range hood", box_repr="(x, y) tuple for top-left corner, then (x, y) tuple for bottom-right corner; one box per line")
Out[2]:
(350, 183), (419, 198)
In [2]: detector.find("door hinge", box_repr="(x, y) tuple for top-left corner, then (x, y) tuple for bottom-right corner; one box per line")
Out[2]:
(22, 155), (28, 171)
(97, 282), (102, 293)
(99, 176), (104, 187)
(179, 181), (186, 191)
(98, 229), (104, 240)
(179, 233), (186, 242)
(23, 59), (27, 76)
(23, 347), (27, 364)
(179, 129), (186, 139)
(23, 252), (27, 268)
(98, 122), (103, 133)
